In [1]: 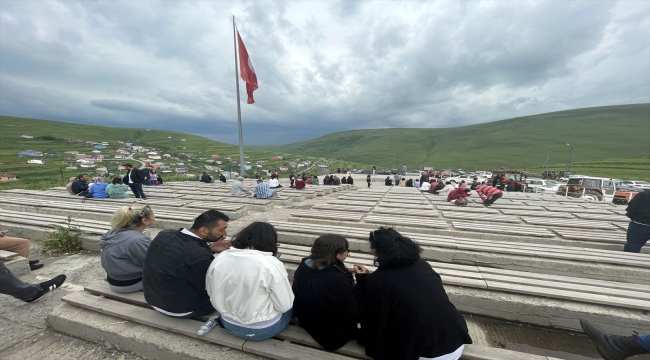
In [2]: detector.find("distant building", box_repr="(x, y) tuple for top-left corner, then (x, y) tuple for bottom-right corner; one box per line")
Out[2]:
(64, 151), (79, 155)
(27, 159), (44, 164)
(18, 150), (43, 157)
(20, 134), (33, 139)
(211, 155), (221, 159)
(131, 146), (144, 152)
(180, 139), (186, 142)
(163, 154), (171, 158)
(94, 145), (106, 149)
(0, 174), (17, 181)
(76, 154), (90, 160)
(176, 167), (189, 173)
(279, 166), (289, 171)
(114, 154), (125, 159)
(269, 156), (283, 161)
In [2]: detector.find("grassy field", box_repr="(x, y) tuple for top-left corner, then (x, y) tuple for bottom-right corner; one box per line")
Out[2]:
(528, 156), (650, 181)
(0, 116), (369, 190)
(263, 104), (650, 178)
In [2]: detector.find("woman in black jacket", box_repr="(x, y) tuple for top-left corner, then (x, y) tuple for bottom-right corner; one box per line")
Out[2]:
(292, 234), (368, 351)
(359, 228), (472, 360)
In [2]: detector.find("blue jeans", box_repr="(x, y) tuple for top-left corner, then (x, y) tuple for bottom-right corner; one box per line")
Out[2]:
(624, 221), (650, 253)
(128, 183), (147, 199)
(638, 334), (650, 352)
(219, 309), (292, 341)
(0, 262), (40, 301)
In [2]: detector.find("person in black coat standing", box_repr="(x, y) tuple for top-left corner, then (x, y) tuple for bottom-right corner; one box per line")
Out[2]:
(292, 234), (368, 351)
(122, 163), (148, 200)
(359, 228), (472, 360)
(625, 189), (650, 252)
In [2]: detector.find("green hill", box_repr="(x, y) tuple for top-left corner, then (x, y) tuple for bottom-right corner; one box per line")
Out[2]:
(264, 104), (650, 177)
(0, 116), (368, 190)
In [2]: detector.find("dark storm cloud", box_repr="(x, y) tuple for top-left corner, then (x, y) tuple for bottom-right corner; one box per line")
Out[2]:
(0, 0), (648, 145)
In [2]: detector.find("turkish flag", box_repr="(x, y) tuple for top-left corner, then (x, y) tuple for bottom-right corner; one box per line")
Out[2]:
(237, 30), (258, 104)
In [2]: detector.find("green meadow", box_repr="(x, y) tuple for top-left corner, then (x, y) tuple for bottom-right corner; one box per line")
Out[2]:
(264, 104), (650, 178)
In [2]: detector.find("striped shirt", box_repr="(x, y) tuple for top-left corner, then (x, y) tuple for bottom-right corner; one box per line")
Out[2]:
(254, 182), (275, 199)
(475, 185), (502, 201)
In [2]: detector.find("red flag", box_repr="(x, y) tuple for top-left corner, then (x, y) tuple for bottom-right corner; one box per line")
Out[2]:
(237, 30), (258, 104)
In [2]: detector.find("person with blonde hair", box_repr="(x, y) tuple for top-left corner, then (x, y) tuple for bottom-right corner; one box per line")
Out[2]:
(99, 205), (155, 292)
(65, 177), (77, 195)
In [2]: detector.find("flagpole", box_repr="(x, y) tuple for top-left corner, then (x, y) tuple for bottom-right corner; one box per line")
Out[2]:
(233, 15), (246, 177)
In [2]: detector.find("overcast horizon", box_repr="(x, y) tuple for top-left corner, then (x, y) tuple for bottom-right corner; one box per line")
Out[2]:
(1, 0), (649, 145)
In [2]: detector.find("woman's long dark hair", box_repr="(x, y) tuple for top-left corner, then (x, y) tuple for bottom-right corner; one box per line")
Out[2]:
(231, 222), (278, 255)
(308, 234), (353, 280)
(369, 227), (422, 268)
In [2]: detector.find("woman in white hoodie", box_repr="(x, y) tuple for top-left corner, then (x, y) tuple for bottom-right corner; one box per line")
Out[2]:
(206, 222), (293, 341)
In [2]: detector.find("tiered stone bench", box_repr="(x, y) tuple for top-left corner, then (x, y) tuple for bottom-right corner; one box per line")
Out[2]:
(50, 282), (555, 360)
(271, 221), (650, 284)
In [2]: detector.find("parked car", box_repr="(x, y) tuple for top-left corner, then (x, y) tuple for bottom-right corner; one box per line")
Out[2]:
(354, 169), (373, 174)
(619, 180), (650, 190)
(524, 179), (561, 193)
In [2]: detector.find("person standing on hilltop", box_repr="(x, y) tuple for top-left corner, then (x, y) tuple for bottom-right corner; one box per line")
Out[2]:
(123, 163), (148, 200)
(372, 165), (376, 175)
(402, 164), (407, 176)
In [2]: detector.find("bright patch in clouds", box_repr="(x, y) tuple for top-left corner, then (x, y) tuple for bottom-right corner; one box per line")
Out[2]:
(0, 0), (648, 144)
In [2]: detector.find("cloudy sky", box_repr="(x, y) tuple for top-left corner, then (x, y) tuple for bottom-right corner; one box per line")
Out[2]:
(1, 0), (648, 145)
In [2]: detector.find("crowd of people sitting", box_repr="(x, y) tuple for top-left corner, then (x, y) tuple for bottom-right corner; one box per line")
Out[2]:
(95, 208), (473, 359)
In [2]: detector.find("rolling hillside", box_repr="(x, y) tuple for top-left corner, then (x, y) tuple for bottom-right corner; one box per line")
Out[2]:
(0, 116), (368, 189)
(264, 104), (650, 176)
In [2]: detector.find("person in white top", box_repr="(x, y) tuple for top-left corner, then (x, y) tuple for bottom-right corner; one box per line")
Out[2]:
(206, 222), (293, 341)
(420, 181), (431, 192)
(268, 177), (281, 188)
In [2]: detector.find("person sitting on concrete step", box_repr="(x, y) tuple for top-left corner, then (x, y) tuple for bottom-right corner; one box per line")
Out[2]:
(71, 174), (89, 196)
(253, 179), (278, 199)
(385, 176), (393, 186)
(106, 177), (130, 199)
(434, 182), (455, 196)
(580, 319), (649, 360)
(341, 176), (347, 184)
(99, 205), (156, 293)
(331, 176), (341, 186)
(231, 176), (251, 196)
(292, 234), (367, 351)
(311, 176), (320, 185)
(414, 179), (420, 188)
(206, 222), (293, 341)
(359, 228), (472, 359)
(447, 183), (471, 206)
(142, 210), (230, 319)
(88, 177), (109, 199)
(295, 177), (306, 189)
(200, 172), (213, 183)
(419, 180), (431, 192)
(268, 176), (282, 188)
(0, 262), (65, 303)
(431, 179), (445, 193)
(0, 231), (43, 270)
(65, 177), (77, 195)
(347, 175), (354, 185)
(405, 178), (413, 187)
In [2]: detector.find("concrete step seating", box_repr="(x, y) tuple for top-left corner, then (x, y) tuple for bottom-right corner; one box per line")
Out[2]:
(276, 221), (649, 286)
(0, 196), (203, 223)
(1, 209), (111, 235)
(53, 282), (555, 360)
(312, 204), (373, 212)
(363, 215), (449, 229)
(377, 201), (435, 210)
(291, 210), (365, 222)
(499, 209), (572, 218)
(573, 213), (630, 223)
(0, 192), (248, 218)
(451, 221), (555, 237)
(522, 217), (621, 231)
(371, 207), (440, 217)
(552, 229), (625, 244)
(441, 211), (522, 224)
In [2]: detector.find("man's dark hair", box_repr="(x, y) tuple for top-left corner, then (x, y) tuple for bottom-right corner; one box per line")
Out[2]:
(123, 163), (133, 168)
(77, 174), (87, 180)
(231, 222), (278, 255)
(112, 176), (123, 185)
(257, 179), (262, 183)
(190, 210), (230, 230)
(369, 227), (421, 268)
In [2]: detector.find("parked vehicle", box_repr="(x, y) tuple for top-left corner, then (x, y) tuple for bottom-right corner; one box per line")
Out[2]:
(556, 177), (616, 202)
(619, 180), (650, 190)
(524, 179), (561, 193)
